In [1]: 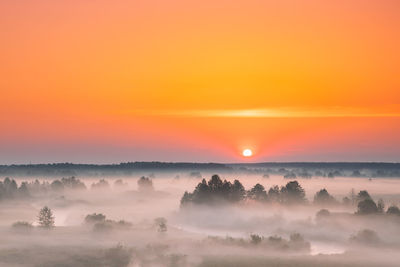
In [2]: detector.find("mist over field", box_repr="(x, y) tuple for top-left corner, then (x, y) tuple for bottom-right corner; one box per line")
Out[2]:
(1, 163), (400, 266)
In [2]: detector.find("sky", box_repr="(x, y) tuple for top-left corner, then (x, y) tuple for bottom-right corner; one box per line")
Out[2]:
(1, 0), (400, 164)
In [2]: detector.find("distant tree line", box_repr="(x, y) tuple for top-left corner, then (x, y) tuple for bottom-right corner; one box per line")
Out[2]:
(0, 176), (149, 200)
(0, 176), (86, 200)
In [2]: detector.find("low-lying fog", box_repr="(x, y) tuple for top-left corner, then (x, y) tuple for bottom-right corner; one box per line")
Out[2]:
(1, 172), (400, 267)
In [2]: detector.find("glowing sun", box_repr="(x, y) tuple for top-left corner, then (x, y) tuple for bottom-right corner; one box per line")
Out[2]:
(242, 149), (253, 157)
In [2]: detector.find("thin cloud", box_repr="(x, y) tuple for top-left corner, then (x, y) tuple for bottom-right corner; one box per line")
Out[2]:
(128, 107), (400, 118)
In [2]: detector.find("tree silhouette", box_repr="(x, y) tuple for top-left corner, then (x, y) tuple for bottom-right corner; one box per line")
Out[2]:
(268, 185), (280, 203)
(137, 176), (154, 192)
(208, 174), (223, 193)
(280, 181), (306, 204)
(357, 198), (378, 215)
(18, 182), (30, 198)
(61, 176), (86, 190)
(231, 180), (246, 202)
(192, 178), (210, 203)
(357, 190), (371, 202)
(247, 184), (268, 202)
(180, 175), (247, 206)
(91, 179), (110, 190)
(313, 188), (336, 205)
(387, 205), (400, 215)
(154, 217), (167, 232)
(51, 180), (64, 192)
(377, 199), (385, 213)
(85, 213), (106, 224)
(38, 206), (55, 228)
(315, 209), (330, 221)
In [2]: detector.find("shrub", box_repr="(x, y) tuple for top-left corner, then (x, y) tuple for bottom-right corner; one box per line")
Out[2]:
(12, 221), (33, 232)
(250, 234), (263, 245)
(91, 179), (110, 190)
(154, 217), (167, 232)
(104, 244), (133, 267)
(350, 229), (380, 245)
(85, 213), (106, 224)
(387, 205), (400, 215)
(316, 209), (330, 221)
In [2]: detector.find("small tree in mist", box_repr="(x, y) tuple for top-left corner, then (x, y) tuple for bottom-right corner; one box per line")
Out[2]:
(12, 221), (33, 232)
(50, 180), (64, 192)
(377, 199), (385, 213)
(250, 234), (262, 245)
(315, 209), (330, 222)
(387, 205), (400, 216)
(104, 244), (133, 267)
(61, 176), (86, 190)
(313, 188), (337, 206)
(137, 176), (154, 192)
(357, 190), (371, 202)
(231, 179), (246, 202)
(357, 198), (378, 215)
(17, 182), (30, 198)
(85, 213), (106, 224)
(154, 217), (167, 232)
(268, 185), (281, 203)
(114, 179), (127, 188)
(280, 181), (306, 204)
(91, 179), (110, 190)
(38, 206), (55, 228)
(247, 184), (268, 202)
(350, 229), (380, 246)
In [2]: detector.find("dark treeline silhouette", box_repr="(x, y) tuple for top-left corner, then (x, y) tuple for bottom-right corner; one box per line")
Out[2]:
(0, 176), (153, 201)
(0, 176), (121, 201)
(2, 162), (400, 178)
(181, 174), (306, 206)
(181, 175), (400, 215)
(0, 176), (87, 200)
(0, 162), (231, 176)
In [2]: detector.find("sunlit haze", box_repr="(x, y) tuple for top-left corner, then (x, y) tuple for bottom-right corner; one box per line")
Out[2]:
(1, 0), (400, 164)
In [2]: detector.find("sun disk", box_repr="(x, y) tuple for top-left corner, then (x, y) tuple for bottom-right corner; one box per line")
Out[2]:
(242, 149), (253, 157)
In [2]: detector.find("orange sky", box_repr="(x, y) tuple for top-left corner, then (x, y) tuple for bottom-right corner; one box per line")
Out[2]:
(1, 0), (400, 163)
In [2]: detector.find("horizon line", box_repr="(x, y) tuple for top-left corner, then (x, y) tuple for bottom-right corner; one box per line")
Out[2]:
(1, 161), (400, 166)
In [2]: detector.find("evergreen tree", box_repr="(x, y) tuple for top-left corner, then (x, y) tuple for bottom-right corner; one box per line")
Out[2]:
(38, 206), (55, 228)
(247, 184), (268, 202)
(314, 188), (336, 205)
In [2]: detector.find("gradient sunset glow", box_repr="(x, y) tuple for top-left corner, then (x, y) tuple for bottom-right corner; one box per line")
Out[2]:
(1, 0), (400, 163)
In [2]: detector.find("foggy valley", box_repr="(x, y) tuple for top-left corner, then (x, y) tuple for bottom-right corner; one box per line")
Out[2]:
(1, 164), (400, 267)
